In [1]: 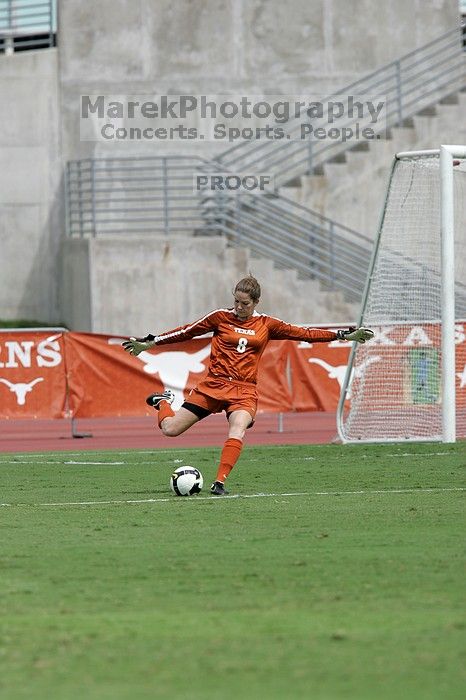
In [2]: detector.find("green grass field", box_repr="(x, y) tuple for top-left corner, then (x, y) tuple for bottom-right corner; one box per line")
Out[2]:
(1, 442), (465, 700)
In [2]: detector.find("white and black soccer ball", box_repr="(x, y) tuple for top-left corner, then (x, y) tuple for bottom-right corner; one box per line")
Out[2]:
(170, 466), (203, 496)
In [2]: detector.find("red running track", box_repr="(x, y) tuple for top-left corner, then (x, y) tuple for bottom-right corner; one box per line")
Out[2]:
(0, 412), (339, 453)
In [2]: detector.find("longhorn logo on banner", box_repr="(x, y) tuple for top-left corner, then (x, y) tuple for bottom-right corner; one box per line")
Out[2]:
(107, 338), (212, 410)
(0, 377), (44, 405)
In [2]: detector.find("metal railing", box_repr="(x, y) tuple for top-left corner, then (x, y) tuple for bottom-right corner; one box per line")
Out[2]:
(216, 25), (466, 185)
(66, 156), (208, 237)
(0, 0), (56, 53)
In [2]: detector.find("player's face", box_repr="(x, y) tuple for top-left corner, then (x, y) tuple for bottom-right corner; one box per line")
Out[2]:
(233, 291), (257, 320)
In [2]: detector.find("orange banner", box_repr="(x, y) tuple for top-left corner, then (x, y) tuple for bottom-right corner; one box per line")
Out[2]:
(0, 331), (67, 419)
(0, 324), (464, 421)
(64, 333), (291, 417)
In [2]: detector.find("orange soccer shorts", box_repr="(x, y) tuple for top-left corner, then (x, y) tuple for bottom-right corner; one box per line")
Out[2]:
(184, 375), (258, 420)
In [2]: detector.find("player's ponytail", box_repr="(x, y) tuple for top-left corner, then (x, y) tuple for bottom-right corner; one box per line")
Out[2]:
(234, 275), (261, 302)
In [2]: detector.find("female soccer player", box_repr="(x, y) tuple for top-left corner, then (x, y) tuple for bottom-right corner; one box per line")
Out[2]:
(122, 275), (373, 495)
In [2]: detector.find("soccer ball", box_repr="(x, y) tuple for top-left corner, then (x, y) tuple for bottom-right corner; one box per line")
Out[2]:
(170, 466), (203, 496)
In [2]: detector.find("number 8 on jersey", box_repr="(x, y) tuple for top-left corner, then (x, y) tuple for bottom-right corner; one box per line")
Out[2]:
(236, 337), (248, 353)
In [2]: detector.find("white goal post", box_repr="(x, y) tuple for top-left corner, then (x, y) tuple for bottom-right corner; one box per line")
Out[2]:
(337, 145), (466, 443)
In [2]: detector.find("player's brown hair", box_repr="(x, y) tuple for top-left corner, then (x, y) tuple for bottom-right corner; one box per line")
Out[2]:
(234, 275), (261, 302)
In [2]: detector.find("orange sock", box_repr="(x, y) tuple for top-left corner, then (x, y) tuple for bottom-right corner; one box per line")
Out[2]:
(157, 400), (175, 428)
(215, 437), (243, 483)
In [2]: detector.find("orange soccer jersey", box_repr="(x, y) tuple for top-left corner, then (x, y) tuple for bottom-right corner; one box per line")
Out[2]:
(151, 308), (338, 385)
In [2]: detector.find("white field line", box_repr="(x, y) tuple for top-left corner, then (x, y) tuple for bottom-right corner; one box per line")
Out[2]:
(64, 461), (126, 465)
(0, 459), (174, 465)
(0, 460), (128, 465)
(0, 452), (458, 466)
(0, 448), (213, 460)
(0, 486), (464, 508)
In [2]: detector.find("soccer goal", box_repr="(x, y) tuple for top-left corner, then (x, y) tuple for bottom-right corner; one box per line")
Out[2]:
(337, 145), (466, 443)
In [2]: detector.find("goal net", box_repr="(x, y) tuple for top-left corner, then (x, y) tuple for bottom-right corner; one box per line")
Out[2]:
(338, 147), (466, 442)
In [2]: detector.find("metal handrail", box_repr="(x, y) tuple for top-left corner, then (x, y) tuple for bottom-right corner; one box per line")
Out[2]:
(66, 156), (207, 237)
(216, 25), (465, 183)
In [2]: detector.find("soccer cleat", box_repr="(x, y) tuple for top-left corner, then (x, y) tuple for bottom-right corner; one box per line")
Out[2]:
(145, 390), (175, 410)
(210, 480), (229, 496)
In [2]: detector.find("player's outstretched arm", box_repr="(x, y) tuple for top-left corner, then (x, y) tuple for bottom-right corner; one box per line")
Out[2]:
(122, 334), (156, 356)
(266, 317), (374, 344)
(122, 311), (222, 355)
(336, 327), (374, 343)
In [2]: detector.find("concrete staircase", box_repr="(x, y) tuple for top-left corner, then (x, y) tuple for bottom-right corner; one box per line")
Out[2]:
(278, 89), (466, 239)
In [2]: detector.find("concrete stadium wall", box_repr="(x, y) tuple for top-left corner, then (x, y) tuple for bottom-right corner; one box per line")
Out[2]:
(0, 0), (461, 330)
(0, 49), (62, 323)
